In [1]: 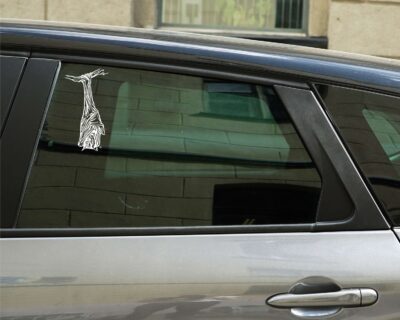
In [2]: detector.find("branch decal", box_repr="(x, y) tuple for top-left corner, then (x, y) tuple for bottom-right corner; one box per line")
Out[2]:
(65, 68), (107, 151)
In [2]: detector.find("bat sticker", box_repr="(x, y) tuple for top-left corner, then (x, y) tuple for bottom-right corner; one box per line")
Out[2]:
(65, 68), (107, 151)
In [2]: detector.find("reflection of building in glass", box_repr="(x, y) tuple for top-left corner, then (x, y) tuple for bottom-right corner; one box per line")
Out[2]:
(18, 64), (321, 228)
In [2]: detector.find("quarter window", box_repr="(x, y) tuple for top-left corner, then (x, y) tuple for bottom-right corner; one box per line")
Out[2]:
(17, 64), (321, 228)
(317, 85), (400, 226)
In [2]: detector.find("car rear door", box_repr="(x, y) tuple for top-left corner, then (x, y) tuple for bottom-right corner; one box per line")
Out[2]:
(1, 49), (400, 320)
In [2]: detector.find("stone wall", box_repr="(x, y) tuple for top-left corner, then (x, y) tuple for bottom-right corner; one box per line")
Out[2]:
(328, 0), (400, 58)
(0, 0), (133, 26)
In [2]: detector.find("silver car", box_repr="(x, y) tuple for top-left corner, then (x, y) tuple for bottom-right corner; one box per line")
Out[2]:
(1, 21), (400, 320)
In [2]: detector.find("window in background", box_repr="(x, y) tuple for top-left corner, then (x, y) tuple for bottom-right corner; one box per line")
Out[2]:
(160, 0), (307, 32)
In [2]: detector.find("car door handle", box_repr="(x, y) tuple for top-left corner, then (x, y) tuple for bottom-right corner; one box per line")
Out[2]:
(267, 288), (378, 308)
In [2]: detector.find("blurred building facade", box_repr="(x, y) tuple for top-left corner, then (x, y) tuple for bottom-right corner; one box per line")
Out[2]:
(0, 0), (399, 59)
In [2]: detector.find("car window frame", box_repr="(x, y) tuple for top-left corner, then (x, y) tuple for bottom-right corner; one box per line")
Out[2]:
(312, 83), (400, 228)
(0, 49), (390, 237)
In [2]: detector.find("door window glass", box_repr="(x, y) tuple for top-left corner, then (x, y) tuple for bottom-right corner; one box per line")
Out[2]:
(317, 85), (400, 226)
(17, 64), (321, 228)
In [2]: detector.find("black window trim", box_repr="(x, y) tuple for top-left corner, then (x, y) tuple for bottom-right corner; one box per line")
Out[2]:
(0, 52), (389, 237)
(1, 58), (61, 230)
(0, 55), (27, 136)
(31, 51), (309, 90)
(29, 51), (400, 98)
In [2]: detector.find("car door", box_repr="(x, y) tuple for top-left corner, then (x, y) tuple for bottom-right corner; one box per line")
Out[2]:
(1, 52), (400, 320)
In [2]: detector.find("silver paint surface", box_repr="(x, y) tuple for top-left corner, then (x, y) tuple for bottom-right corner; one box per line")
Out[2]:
(1, 231), (400, 319)
(394, 228), (400, 242)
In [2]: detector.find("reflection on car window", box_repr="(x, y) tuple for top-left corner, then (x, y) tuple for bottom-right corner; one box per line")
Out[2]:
(318, 84), (400, 226)
(363, 109), (400, 164)
(17, 64), (321, 228)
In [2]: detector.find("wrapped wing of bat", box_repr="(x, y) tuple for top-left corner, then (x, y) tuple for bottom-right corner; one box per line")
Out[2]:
(65, 68), (107, 151)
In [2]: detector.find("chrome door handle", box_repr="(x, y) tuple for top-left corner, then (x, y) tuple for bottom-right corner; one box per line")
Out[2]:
(267, 288), (378, 308)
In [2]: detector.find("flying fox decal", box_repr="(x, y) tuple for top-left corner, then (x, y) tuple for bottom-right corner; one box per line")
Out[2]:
(65, 68), (107, 151)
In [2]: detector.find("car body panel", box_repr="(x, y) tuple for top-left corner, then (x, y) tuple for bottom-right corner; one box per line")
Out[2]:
(394, 228), (400, 241)
(1, 231), (400, 320)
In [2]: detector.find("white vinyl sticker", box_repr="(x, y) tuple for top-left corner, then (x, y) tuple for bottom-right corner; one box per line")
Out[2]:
(65, 68), (107, 151)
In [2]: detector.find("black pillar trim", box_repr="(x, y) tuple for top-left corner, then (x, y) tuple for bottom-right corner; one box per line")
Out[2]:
(1, 58), (60, 228)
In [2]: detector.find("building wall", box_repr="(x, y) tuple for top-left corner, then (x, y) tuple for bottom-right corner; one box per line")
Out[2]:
(328, 0), (400, 58)
(0, 0), (132, 26)
(0, 0), (45, 19)
(308, 0), (330, 37)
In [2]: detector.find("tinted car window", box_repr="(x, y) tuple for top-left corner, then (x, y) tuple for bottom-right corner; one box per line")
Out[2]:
(17, 64), (321, 228)
(0, 56), (26, 132)
(317, 84), (400, 226)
